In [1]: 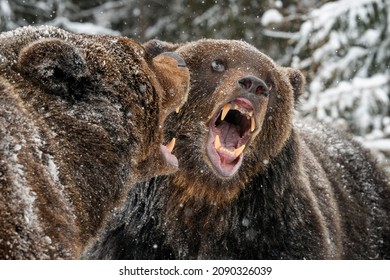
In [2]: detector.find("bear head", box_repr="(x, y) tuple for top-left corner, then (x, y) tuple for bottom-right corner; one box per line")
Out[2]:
(1, 27), (190, 181)
(144, 39), (304, 204)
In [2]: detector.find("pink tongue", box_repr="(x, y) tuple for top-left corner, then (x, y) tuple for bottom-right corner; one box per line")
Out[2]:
(217, 122), (239, 150)
(219, 153), (237, 164)
(215, 122), (240, 165)
(160, 144), (178, 168)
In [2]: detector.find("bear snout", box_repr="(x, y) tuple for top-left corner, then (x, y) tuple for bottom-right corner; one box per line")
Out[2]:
(237, 76), (270, 97)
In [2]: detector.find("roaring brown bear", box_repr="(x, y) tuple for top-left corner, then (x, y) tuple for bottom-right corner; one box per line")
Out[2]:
(84, 39), (390, 259)
(0, 26), (190, 259)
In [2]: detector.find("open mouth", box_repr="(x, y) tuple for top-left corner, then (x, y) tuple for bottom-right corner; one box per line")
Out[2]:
(207, 98), (255, 177)
(160, 138), (178, 167)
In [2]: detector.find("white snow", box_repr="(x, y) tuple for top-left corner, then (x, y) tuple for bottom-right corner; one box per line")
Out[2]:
(0, 132), (38, 227)
(302, 74), (390, 135)
(358, 28), (381, 47)
(261, 9), (283, 26)
(49, 17), (120, 35)
(310, 0), (375, 26)
(0, 0), (11, 17)
(47, 154), (60, 183)
(292, 0), (390, 164)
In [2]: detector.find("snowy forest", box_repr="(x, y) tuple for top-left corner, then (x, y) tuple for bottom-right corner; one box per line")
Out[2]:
(1, 0), (389, 168)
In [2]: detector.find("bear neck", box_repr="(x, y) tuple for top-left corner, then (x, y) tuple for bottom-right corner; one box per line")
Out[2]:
(162, 130), (303, 258)
(20, 88), (140, 252)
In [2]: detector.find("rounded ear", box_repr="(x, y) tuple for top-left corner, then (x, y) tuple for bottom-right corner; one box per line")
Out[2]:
(285, 67), (305, 102)
(152, 52), (190, 120)
(143, 39), (182, 58)
(159, 52), (186, 68)
(17, 38), (89, 100)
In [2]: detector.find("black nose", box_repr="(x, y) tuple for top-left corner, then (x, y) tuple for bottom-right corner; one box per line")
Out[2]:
(238, 76), (269, 96)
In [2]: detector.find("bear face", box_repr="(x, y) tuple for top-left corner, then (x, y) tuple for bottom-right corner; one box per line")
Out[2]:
(0, 26), (189, 259)
(13, 35), (189, 178)
(146, 39), (303, 203)
(1, 27), (189, 181)
(85, 39), (390, 260)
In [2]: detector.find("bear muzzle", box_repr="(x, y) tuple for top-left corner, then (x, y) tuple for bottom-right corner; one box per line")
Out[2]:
(237, 76), (271, 97)
(206, 97), (256, 177)
(205, 75), (270, 178)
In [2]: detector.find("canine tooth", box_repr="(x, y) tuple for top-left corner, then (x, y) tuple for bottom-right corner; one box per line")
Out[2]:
(234, 145), (246, 157)
(214, 135), (222, 149)
(221, 104), (230, 120)
(250, 115), (255, 132)
(176, 107), (180, 113)
(166, 138), (176, 153)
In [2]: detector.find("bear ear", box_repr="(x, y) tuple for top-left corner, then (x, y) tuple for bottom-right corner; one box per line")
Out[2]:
(158, 52), (187, 68)
(143, 39), (182, 58)
(151, 51), (190, 121)
(285, 67), (305, 102)
(17, 38), (89, 99)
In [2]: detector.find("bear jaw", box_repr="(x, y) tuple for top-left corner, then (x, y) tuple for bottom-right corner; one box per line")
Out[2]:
(206, 97), (260, 177)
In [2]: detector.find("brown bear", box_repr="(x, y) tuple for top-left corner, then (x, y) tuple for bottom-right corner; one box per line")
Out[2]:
(84, 39), (390, 259)
(0, 26), (189, 259)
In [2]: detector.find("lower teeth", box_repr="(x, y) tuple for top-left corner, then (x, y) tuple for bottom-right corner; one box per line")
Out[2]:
(214, 135), (245, 157)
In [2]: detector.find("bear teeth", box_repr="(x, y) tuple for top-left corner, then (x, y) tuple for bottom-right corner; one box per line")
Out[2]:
(221, 103), (230, 121)
(220, 100), (255, 132)
(214, 135), (246, 158)
(215, 134), (222, 149)
(234, 144), (246, 157)
(166, 137), (176, 153)
(250, 114), (255, 132)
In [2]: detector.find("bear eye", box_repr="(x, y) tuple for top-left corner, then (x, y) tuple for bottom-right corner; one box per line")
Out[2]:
(211, 60), (225, 72)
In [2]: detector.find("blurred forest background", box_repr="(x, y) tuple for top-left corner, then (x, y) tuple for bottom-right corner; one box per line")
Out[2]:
(1, 0), (390, 168)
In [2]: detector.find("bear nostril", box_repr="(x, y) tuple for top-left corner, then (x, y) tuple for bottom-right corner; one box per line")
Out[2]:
(238, 76), (268, 97)
(255, 84), (268, 96)
(238, 78), (252, 90)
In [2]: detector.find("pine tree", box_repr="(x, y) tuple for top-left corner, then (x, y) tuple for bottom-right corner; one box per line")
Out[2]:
(290, 0), (390, 149)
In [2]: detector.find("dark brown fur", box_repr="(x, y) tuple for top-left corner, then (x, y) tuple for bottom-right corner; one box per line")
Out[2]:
(85, 39), (390, 259)
(0, 26), (189, 259)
